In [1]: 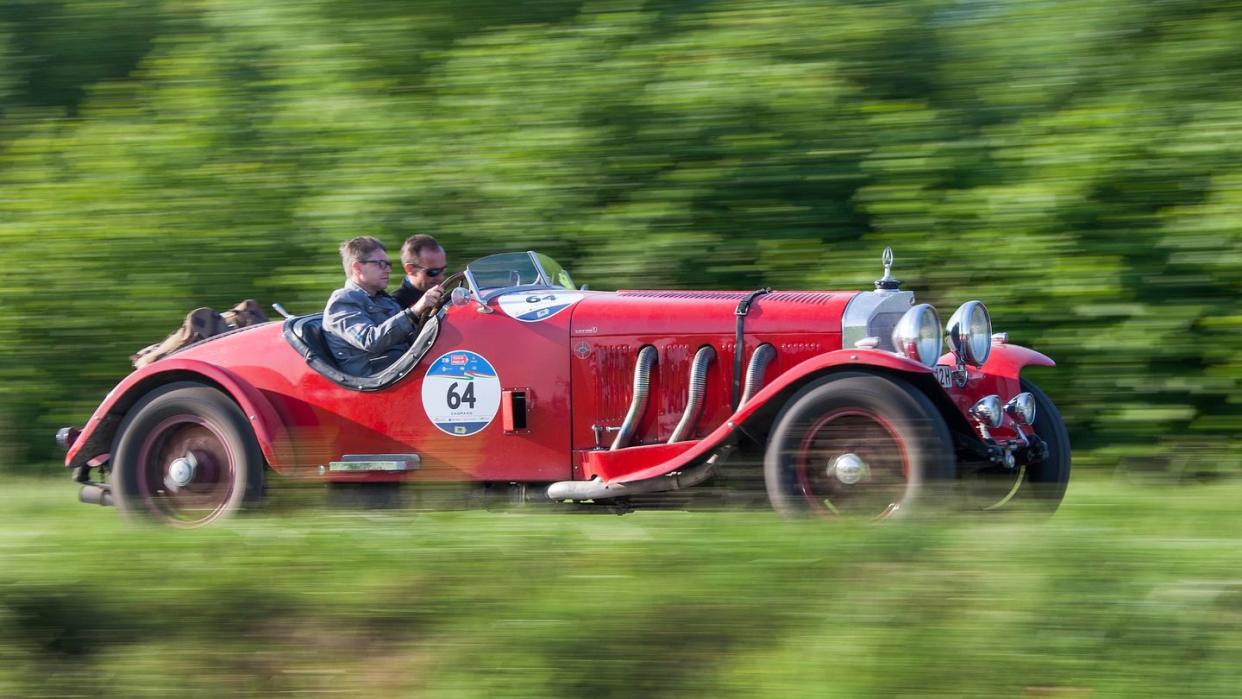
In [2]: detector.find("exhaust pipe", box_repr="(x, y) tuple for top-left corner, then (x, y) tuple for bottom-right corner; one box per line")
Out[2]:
(79, 484), (114, 507)
(612, 346), (658, 451)
(546, 449), (728, 501)
(668, 346), (715, 443)
(738, 343), (776, 407)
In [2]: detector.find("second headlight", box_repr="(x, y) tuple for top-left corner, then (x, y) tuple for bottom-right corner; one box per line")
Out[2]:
(946, 300), (992, 367)
(891, 304), (943, 368)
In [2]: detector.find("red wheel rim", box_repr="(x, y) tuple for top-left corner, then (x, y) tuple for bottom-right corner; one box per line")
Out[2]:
(793, 408), (911, 518)
(134, 415), (237, 526)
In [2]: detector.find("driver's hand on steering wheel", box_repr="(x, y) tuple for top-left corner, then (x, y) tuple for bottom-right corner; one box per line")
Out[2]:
(410, 285), (445, 317)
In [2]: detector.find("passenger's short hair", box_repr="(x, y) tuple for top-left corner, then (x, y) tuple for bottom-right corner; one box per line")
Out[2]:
(401, 234), (443, 267)
(339, 236), (386, 276)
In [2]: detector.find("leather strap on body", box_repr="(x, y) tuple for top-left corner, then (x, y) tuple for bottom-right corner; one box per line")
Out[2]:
(732, 287), (771, 411)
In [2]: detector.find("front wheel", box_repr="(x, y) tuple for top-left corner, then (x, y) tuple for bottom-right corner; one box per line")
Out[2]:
(112, 382), (265, 527)
(965, 378), (1071, 514)
(764, 374), (956, 519)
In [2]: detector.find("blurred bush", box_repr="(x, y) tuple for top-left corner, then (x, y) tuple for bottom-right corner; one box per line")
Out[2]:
(1, 0), (1239, 474)
(3, 477), (1242, 696)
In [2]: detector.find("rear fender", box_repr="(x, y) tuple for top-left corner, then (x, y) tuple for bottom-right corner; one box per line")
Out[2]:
(66, 359), (292, 473)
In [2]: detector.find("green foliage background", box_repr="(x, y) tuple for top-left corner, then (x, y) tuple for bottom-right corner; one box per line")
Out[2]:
(2, 0), (1240, 473)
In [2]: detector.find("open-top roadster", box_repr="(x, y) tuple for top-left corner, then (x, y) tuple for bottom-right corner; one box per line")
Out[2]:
(59, 249), (1069, 526)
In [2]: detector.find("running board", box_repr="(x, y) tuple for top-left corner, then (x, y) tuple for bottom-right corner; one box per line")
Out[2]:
(327, 454), (422, 473)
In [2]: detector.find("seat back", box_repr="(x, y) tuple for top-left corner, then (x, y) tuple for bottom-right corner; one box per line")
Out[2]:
(281, 311), (440, 392)
(285, 314), (338, 369)
(301, 318), (334, 365)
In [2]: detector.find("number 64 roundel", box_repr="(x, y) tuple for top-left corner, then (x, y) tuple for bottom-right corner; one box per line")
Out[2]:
(421, 350), (503, 437)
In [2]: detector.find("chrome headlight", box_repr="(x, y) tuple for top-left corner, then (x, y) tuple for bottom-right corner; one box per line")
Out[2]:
(970, 395), (1004, 428)
(946, 301), (992, 367)
(891, 304), (942, 368)
(1005, 392), (1036, 425)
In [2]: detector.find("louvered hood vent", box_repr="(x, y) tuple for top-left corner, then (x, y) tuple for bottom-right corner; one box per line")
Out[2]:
(617, 290), (842, 306)
(573, 290), (855, 338)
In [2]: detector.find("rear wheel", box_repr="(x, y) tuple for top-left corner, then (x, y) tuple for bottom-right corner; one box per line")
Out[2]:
(112, 382), (265, 527)
(764, 375), (955, 519)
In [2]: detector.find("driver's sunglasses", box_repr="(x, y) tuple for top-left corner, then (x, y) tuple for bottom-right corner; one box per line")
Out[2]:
(360, 259), (393, 270)
(414, 266), (446, 278)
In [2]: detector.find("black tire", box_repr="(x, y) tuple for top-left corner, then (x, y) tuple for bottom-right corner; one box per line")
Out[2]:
(1016, 378), (1071, 511)
(112, 382), (265, 527)
(964, 378), (1071, 514)
(764, 374), (956, 519)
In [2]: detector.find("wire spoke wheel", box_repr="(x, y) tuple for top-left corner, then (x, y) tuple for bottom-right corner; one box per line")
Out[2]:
(964, 461), (1027, 511)
(765, 374), (954, 519)
(114, 382), (264, 527)
(794, 410), (910, 517)
(136, 416), (238, 525)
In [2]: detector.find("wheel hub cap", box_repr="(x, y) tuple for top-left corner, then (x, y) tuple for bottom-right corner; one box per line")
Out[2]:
(168, 453), (198, 487)
(829, 453), (869, 485)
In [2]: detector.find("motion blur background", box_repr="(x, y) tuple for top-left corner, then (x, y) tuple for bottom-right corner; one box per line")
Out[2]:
(1, 0), (1240, 479)
(1, 0), (1240, 476)
(2, 2), (1242, 696)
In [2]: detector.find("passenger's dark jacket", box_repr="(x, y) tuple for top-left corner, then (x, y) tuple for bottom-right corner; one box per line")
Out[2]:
(391, 278), (426, 310)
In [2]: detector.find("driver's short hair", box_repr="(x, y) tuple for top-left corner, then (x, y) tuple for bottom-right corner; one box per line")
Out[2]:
(401, 234), (443, 267)
(339, 236), (386, 276)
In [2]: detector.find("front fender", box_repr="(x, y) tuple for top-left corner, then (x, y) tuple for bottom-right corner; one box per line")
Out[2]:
(66, 359), (293, 472)
(979, 343), (1055, 380)
(938, 343), (1055, 381)
(606, 349), (934, 483)
(732, 348), (934, 425)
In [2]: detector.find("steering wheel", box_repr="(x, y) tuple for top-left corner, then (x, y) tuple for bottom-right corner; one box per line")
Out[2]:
(417, 271), (467, 326)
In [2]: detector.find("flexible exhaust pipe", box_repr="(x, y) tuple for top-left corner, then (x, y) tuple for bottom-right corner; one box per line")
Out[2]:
(612, 345), (658, 451)
(546, 449), (729, 501)
(669, 345), (715, 443)
(738, 343), (776, 407)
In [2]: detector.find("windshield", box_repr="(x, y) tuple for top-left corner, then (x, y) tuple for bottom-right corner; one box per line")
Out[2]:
(464, 251), (576, 299)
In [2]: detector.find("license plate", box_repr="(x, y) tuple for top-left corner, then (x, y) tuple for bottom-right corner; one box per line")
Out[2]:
(932, 365), (954, 389)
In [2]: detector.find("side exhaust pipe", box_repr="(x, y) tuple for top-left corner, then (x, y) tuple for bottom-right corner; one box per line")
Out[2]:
(669, 345), (715, 443)
(611, 345), (658, 451)
(546, 449), (729, 501)
(738, 343), (776, 407)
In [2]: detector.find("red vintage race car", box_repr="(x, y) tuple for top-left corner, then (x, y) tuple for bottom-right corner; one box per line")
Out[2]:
(58, 248), (1069, 526)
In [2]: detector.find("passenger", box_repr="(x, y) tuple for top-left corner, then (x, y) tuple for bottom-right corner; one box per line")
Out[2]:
(323, 236), (443, 375)
(392, 234), (448, 310)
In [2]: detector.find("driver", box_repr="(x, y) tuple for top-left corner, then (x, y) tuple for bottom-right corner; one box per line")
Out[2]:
(323, 236), (444, 375)
(392, 234), (448, 310)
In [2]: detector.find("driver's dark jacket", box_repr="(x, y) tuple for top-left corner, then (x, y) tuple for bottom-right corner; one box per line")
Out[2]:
(323, 280), (417, 375)
(391, 278), (426, 310)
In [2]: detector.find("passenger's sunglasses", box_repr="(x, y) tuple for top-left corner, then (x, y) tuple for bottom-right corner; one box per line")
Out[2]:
(413, 266), (446, 278)
(359, 259), (393, 270)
